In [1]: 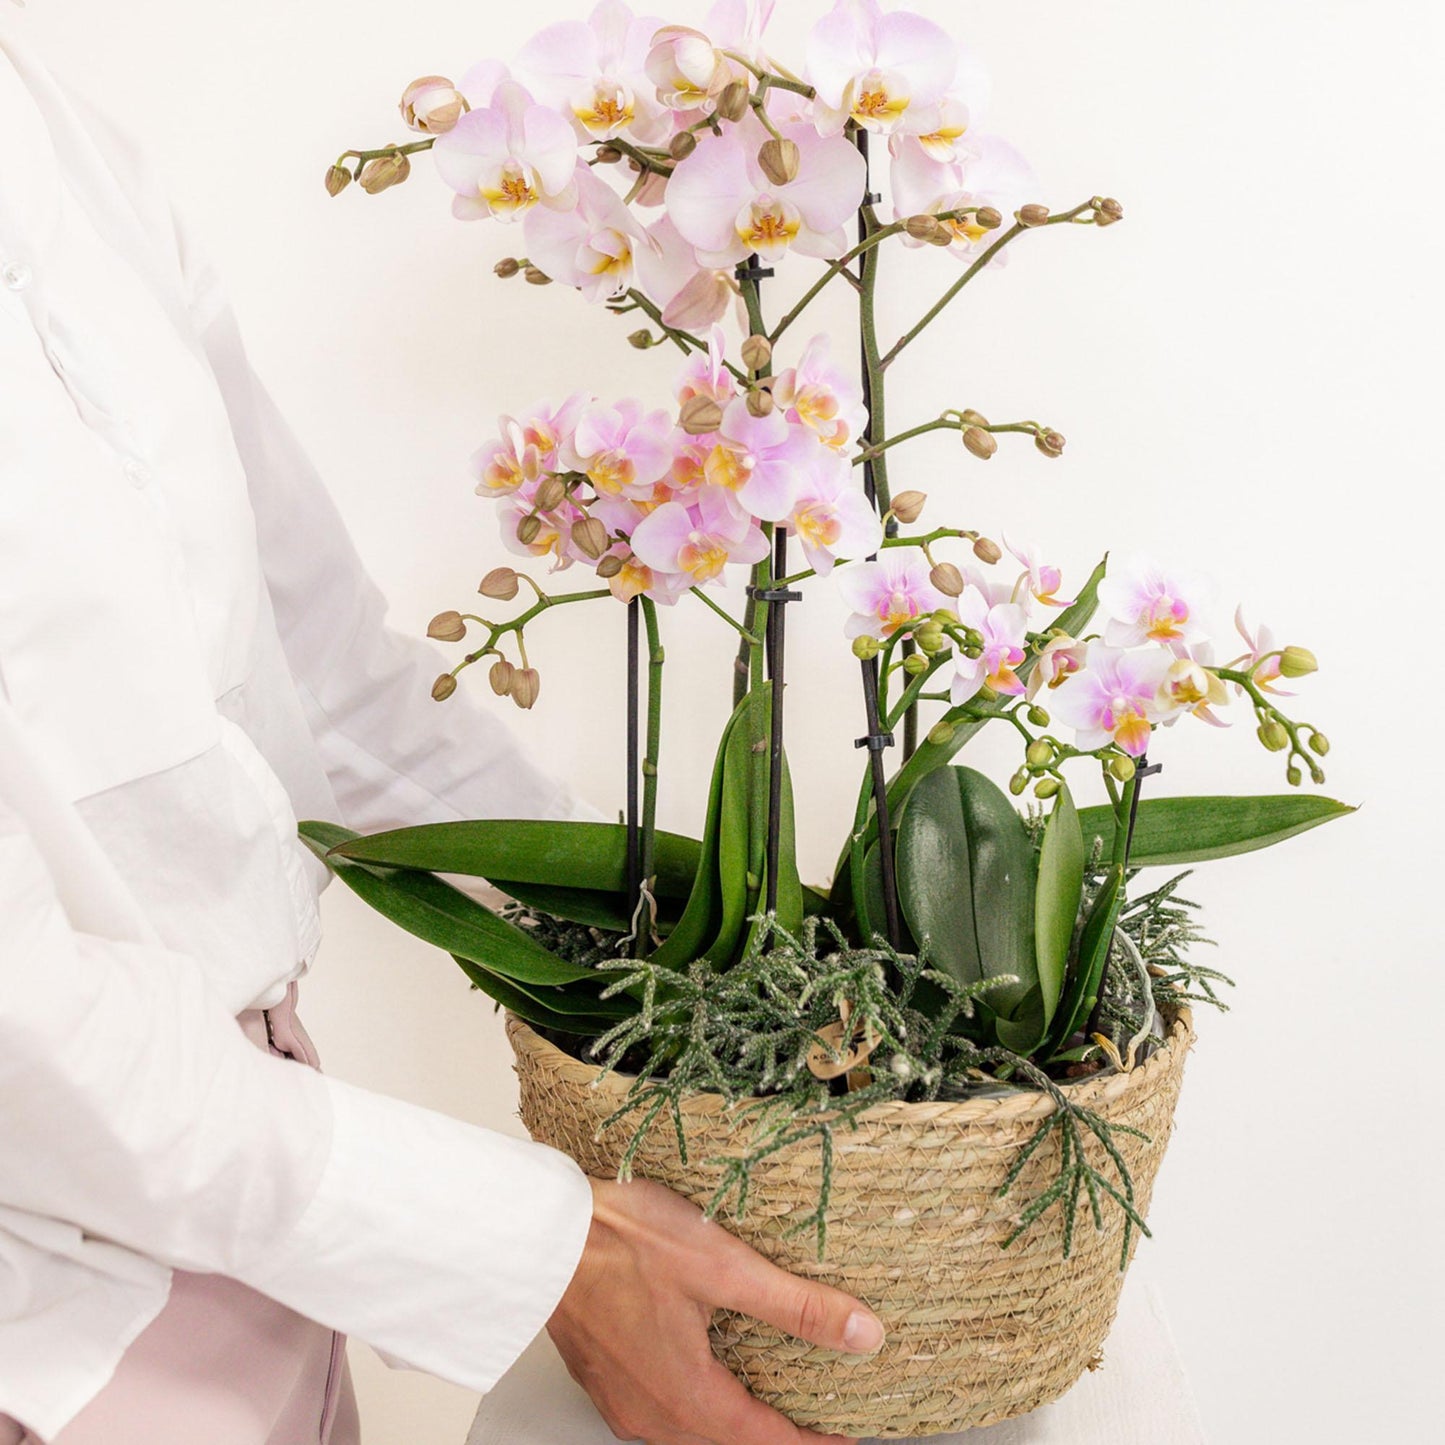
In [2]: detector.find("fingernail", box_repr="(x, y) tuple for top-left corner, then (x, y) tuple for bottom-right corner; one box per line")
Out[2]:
(843, 1310), (885, 1352)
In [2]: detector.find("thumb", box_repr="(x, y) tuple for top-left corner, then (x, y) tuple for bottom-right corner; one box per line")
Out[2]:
(711, 1250), (886, 1355)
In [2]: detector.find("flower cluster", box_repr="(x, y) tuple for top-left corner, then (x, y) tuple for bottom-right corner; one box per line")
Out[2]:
(378, 0), (1032, 323)
(470, 327), (881, 603)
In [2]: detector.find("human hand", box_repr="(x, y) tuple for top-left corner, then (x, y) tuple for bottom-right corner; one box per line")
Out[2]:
(547, 1177), (884, 1445)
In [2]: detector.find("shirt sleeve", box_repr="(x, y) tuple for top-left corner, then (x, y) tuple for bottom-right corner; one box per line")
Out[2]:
(192, 291), (603, 834)
(0, 698), (595, 1416)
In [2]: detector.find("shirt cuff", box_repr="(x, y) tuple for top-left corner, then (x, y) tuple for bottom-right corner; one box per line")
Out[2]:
(237, 1074), (594, 1394)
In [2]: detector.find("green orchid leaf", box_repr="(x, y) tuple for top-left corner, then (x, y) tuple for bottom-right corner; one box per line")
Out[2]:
(326, 820), (700, 900)
(895, 767), (1037, 1014)
(1035, 783), (1085, 1023)
(744, 747), (805, 951)
(300, 821), (594, 986)
(1077, 794), (1355, 867)
(1046, 862), (1126, 1056)
(448, 956), (627, 1037)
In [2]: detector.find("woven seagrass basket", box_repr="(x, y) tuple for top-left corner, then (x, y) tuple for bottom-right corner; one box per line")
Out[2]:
(508, 1008), (1193, 1439)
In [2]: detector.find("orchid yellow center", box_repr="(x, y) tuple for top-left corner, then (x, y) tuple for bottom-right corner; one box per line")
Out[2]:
(735, 197), (802, 259)
(679, 533), (729, 582)
(483, 162), (540, 217)
(850, 71), (910, 129)
(793, 385), (840, 435)
(482, 456), (526, 494)
(1144, 595), (1190, 642)
(576, 85), (635, 137)
(585, 232), (633, 280)
(919, 123), (968, 160)
(946, 214), (991, 245)
(610, 557), (652, 603)
(705, 444), (754, 492)
(588, 451), (637, 497)
(795, 504), (841, 553)
(878, 589), (918, 635)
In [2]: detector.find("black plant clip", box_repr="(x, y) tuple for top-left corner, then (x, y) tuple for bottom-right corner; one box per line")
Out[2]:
(735, 260), (776, 283)
(855, 730), (896, 753)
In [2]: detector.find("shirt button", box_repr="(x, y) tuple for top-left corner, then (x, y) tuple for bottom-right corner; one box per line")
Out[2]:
(3, 260), (34, 292)
(123, 458), (151, 489)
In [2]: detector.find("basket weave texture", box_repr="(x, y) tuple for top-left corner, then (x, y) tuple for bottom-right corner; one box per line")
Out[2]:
(508, 1010), (1193, 1438)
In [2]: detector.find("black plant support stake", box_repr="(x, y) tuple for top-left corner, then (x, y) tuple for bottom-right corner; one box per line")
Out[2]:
(625, 596), (642, 936)
(853, 128), (904, 948)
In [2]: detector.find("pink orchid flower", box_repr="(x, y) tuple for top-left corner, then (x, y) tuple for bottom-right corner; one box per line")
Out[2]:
(1050, 643), (1174, 758)
(675, 325), (739, 409)
(630, 484), (770, 587)
(1005, 537), (1073, 609)
(634, 217), (741, 329)
(785, 452), (883, 575)
(500, 485), (580, 572)
(515, 1), (670, 145)
(805, 0), (957, 137)
(524, 167), (653, 302)
(645, 26), (729, 111)
(890, 134), (1035, 257)
(896, 45), (992, 161)
(1097, 555), (1215, 655)
(471, 420), (544, 499)
(666, 120), (867, 266)
(951, 589), (1029, 704)
(1228, 607), (1293, 696)
(772, 334), (869, 452)
(836, 552), (951, 641)
(1026, 633), (1088, 700)
(561, 399), (676, 499)
(1158, 654), (1231, 729)
(433, 80), (579, 222)
(705, 0), (778, 66)
(705, 400), (827, 522)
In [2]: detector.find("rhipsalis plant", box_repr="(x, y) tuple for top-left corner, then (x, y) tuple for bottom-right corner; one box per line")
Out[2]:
(305, 0), (1354, 1263)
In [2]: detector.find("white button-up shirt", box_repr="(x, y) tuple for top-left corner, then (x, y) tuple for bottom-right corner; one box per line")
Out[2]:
(0, 10), (593, 1437)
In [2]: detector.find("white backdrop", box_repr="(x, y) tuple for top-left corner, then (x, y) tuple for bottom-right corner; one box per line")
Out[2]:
(25, 2), (1441, 1441)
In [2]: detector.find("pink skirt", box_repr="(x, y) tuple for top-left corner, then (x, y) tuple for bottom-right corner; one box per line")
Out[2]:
(1, 989), (361, 1445)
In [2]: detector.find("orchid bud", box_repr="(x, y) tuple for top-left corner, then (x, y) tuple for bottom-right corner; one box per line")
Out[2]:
(975, 206), (1003, 231)
(1017, 203), (1050, 228)
(973, 536), (1003, 565)
(1257, 720), (1290, 752)
(963, 426), (997, 460)
(400, 76), (469, 135)
(960, 409), (989, 427)
(1279, 646), (1318, 678)
(1009, 769), (1029, 797)
(359, 154), (411, 194)
(757, 137), (801, 187)
(1095, 196), (1125, 226)
(516, 515), (542, 546)
(680, 395), (724, 435)
(1109, 754), (1136, 782)
(489, 658), (515, 697)
(924, 226), (955, 248)
(596, 554), (625, 579)
(1034, 777), (1060, 799)
(930, 562), (965, 597)
(427, 610), (467, 642)
(852, 635), (882, 661)
(1308, 731), (1330, 756)
(494, 258), (521, 278)
(324, 164), (352, 197)
(715, 79), (750, 122)
(902, 652), (929, 676)
(904, 213), (946, 242)
(740, 333), (773, 372)
(745, 387), (775, 418)
(1026, 739), (1053, 769)
(669, 130), (698, 160)
(1035, 429), (1066, 458)
(572, 516), (610, 560)
(927, 721), (956, 747)
(523, 266), (552, 286)
(511, 668), (542, 710)
(595, 144), (623, 164)
(915, 622), (946, 655)
(1286, 765), (1303, 787)
(628, 329), (656, 350)
(891, 490), (926, 524)
(1028, 705), (1051, 727)
(533, 476), (568, 512)
(480, 566), (520, 600)
(431, 673), (458, 702)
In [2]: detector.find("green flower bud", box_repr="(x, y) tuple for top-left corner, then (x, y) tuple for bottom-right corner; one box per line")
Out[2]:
(1308, 731), (1330, 756)
(1026, 739), (1053, 769)
(1286, 765), (1303, 787)
(915, 625), (946, 655)
(1028, 705), (1050, 727)
(852, 635), (882, 661)
(903, 652), (930, 676)
(628, 329), (655, 350)
(1279, 646), (1318, 679)
(1109, 754), (1136, 782)
(1258, 719), (1290, 752)
(324, 164), (352, 197)
(1008, 770), (1029, 797)
(927, 721), (956, 747)
(1034, 777), (1060, 799)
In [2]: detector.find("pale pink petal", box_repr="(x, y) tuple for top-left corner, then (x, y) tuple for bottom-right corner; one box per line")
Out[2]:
(630, 501), (697, 573)
(667, 130), (756, 255)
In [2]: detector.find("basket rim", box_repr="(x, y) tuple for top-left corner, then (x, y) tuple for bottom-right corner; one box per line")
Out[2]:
(506, 1006), (1194, 1128)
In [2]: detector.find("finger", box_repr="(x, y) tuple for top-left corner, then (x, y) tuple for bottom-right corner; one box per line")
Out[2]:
(706, 1245), (885, 1355)
(702, 1358), (857, 1445)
